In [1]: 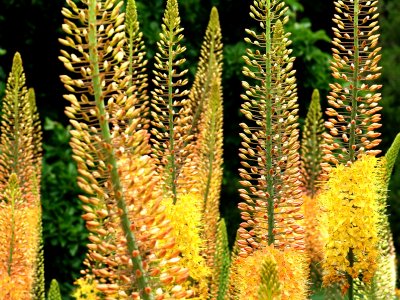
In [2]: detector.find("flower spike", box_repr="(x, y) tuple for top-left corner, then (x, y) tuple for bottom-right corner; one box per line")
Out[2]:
(322, 0), (383, 172)
(237, 0), (304, 253)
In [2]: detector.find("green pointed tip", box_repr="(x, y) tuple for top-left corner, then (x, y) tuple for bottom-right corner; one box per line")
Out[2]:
(126, 0), (138, 26)
(311, 89), (320, 102)
(273, 19), (284, 36)
(12, 52), (23, 73)
(13, 52), (22, 64)
(47, 279), (62, 300)
(210, 7), (220, 27)
(258, 256), (281, 299)
(28, 87), (36, 99)
(385, 132), (400, 183)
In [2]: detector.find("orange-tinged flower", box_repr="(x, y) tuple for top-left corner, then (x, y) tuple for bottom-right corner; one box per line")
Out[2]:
(318, 155), (384, 287)
(0, 202), (41, 299)
(302, 194), (324, 264)
(231, 245), (309, 300)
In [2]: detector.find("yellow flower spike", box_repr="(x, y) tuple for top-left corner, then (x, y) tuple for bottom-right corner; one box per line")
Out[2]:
(318, 155), (385, 289)
(231, 245), (308, 300)
(162, 193), (211, 299)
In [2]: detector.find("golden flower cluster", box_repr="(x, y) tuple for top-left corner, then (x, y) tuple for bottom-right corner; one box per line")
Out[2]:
(319, 155), (384, 287)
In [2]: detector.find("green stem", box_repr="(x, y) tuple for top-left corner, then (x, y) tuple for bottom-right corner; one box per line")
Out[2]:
(349, 0), (360, 163)
(11, 69), (21, 175)
(88, 1), (153, 299)
(347, 1), (359, 298)
(167, 25), (177, 205)
(264, 0), (274, 246)
(347, 248), (355, 300)
(309, 111), (319, 198)
(203, 87), (217, 207)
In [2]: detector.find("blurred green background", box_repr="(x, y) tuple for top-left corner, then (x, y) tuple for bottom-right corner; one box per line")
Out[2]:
(0, 0), (399, 298)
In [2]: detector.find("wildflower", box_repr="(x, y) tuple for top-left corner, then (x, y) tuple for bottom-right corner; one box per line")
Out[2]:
(163, 193), (211, 298)
(319, 155), (384, 287)
(231, 245), (308, 300)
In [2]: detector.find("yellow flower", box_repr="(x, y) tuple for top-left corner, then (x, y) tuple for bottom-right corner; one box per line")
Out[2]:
(163, 193), (211, 299)
(318, 155), (384, 287)
(72, 276), (99, 300)
(231, 245), (309, 300)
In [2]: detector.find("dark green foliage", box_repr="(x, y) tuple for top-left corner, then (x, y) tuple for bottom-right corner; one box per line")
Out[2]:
(0, 48), (5, 99)
(285, 1), (331, 97)
(41, 118), (86, 299)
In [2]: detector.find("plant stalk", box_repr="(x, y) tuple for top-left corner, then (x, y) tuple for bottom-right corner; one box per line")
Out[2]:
(88, 1), (153, 298)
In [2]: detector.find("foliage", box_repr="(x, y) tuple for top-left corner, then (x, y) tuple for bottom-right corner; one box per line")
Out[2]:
(41, 118), (86, 298)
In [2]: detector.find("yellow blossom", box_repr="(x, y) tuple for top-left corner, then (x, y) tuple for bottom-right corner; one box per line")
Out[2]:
(163, 193), (211, 299)
(72, 276), (99, 300)
(318, 155), (384, 287)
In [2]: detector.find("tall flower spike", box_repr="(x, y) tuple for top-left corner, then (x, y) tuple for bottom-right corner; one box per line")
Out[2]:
(188, 6), (223, 137)
(0, 53), (43, 299)
(150, 0), (192, 204)
(300, 89), (325, 287)
(322, 0), (382, 171)
(195, 65), (224, 275)
(59, 1), (190, 298)
(301, 89), (325, 197)
(238, 0), (304, 254)
(125, 0), (149, 127)
(0, 53), (37, 197)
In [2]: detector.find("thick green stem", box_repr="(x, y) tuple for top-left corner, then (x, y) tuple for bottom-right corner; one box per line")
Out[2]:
(349, 0), (360, 163)
(347, 1), (360, 298)
(264, 0), (274, 246)
(88, 1), (153, 299)
(347, 248), (355, 300)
